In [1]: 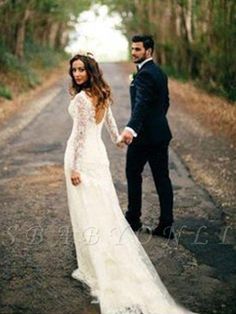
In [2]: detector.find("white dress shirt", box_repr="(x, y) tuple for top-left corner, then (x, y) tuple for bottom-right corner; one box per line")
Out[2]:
(137, 57), (153, 70)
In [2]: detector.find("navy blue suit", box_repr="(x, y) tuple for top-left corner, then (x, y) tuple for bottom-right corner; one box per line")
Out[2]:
(125, 60), (174, 228)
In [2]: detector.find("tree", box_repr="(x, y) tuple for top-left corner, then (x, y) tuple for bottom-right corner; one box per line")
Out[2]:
(0, 0), (93, 58)
(100, 0), (236, 100)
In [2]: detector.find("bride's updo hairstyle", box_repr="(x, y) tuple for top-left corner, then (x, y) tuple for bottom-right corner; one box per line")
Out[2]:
(69, 53), (112, 123)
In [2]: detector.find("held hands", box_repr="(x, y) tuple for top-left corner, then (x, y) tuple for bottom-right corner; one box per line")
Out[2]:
(121, 129), (134, 145)
(71, 169), (81, 186)
(116, 130), (134, 147)
(116, 140), (125, 148)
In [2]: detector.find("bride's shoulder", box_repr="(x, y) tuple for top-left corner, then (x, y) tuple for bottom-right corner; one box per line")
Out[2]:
(71, 91), (88, 106)
(71, 90), (85, 100)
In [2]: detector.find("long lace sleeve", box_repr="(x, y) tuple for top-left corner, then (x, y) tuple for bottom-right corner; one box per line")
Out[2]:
(104, 106), (120, 143)
(70, 93), (90, 171)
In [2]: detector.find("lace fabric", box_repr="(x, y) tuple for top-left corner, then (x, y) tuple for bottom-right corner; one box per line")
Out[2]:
(66, 91), (119, 172)
(104, 105), (120, 143)
(69, 92), (91, 171)
(64, 91), (197, 314)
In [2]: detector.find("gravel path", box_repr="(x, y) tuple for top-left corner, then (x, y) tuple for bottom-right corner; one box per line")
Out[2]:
(0, 63), (235, 314)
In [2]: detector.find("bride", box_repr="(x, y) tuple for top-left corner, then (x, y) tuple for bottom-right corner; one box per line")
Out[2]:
(64, 53), (197, 314)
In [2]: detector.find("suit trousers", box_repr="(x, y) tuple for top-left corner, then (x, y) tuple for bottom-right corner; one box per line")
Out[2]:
(125, 141), (174, 227)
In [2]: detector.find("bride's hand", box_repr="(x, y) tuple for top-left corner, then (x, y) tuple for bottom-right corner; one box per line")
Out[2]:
(116, 135), (125, 148)
(117, 140), (125, 148)
(71, 170), (81, 186)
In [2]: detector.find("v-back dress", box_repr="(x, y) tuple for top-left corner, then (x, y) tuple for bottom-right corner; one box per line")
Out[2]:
(64, 90), (197, 314)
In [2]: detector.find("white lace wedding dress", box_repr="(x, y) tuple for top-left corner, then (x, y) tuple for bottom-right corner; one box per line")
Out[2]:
(64, 90), (197, 314)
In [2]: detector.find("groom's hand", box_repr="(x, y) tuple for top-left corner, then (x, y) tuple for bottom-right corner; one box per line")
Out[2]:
(121, 130), (133, 145)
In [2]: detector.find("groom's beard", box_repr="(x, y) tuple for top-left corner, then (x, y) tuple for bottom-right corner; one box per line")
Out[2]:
(134, 56), (146, 64)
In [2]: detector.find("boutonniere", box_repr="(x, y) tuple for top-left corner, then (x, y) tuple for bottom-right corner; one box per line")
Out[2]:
(129, 71), (137, 83)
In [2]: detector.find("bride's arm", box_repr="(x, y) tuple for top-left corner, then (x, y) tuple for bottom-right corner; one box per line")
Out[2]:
(70, 93), (89, 172)
(104, 106), (121, 144)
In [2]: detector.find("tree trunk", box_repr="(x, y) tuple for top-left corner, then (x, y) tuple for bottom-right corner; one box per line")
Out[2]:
(15, 8), (30, 59)
(185, 0), (193, 43)
(48, 22), (60, 48)
(55, 22), (68, 49)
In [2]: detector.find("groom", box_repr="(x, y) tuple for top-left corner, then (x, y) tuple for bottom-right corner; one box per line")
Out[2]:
(121, 35), (174, 239)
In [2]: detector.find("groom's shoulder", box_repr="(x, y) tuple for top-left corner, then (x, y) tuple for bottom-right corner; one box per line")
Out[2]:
(144, 61), (163, 75)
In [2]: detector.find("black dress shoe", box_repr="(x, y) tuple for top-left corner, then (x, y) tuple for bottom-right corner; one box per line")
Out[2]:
(125, 214), (142, 232)
(131, 222), (143, 232)
(152, 225), (175, 239)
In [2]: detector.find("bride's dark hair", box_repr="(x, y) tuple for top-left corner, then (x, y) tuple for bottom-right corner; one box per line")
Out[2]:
(69, 53), (112, 123)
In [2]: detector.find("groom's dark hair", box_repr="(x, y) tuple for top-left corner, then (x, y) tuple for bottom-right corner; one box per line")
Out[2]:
(132, 35), (154, 53)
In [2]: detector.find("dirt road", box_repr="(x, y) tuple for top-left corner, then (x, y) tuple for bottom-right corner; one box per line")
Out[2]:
(0, 63), (235, 314)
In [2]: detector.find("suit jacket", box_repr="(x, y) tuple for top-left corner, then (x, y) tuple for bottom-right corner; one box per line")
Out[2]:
(127, 60), (172, 145)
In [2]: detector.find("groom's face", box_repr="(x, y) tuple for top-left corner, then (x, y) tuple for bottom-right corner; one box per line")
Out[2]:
(131, 42), (150, 64)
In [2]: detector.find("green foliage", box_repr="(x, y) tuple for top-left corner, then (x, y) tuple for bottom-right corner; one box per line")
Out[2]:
(162, 65), (188, 82)
(25, 41), (68, 69)
(0, 0), (93, 95)
(0, 85), (12, 100)
(0, 42), (40, 88)
(100, 0), (236, 102)
(0, 0), (93, 58)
